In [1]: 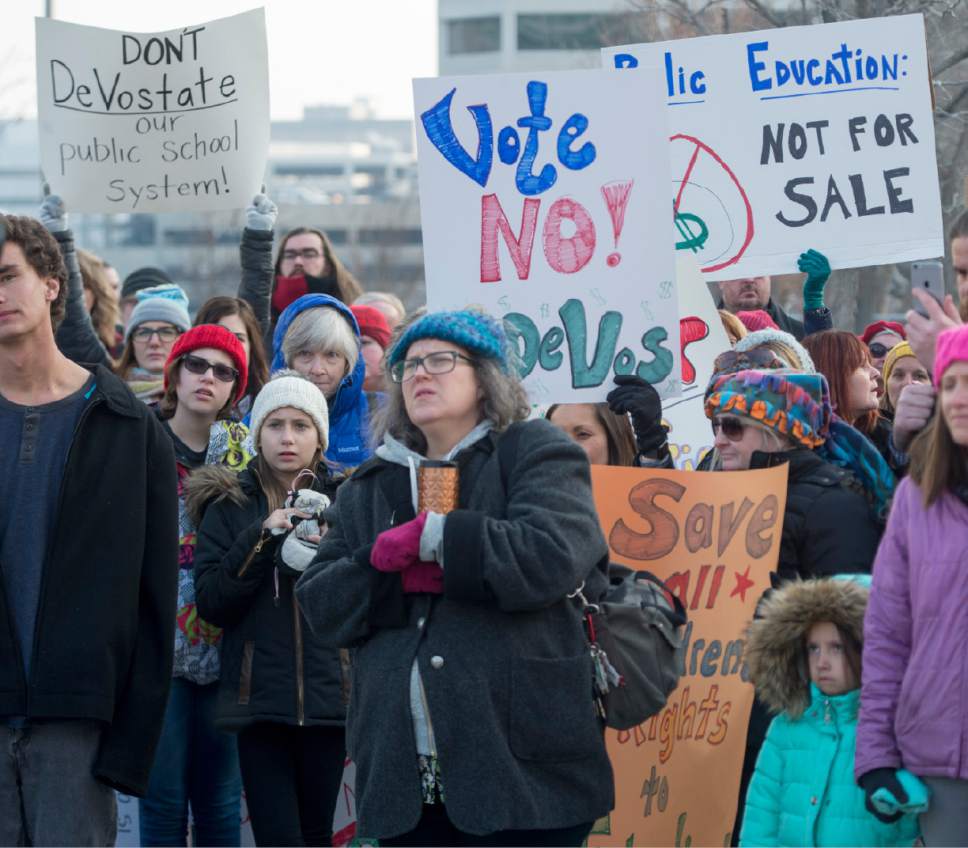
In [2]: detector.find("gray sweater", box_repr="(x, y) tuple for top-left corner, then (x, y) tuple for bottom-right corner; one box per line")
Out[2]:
(296, 418), (614, 839)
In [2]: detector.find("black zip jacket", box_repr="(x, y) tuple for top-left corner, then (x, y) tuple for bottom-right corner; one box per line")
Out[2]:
(191, 465), (347, 732)
(0, 364), (179, 796)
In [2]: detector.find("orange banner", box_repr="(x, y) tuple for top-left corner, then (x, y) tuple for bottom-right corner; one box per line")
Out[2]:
(587, 464), (788, 848)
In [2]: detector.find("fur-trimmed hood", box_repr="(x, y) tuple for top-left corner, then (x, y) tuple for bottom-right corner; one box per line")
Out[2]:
(184, 464), (250, 527)
(745, 577), (869, 718)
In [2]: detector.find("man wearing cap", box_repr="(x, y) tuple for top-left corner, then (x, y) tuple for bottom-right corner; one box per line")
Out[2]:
(0, 214), (178, 843)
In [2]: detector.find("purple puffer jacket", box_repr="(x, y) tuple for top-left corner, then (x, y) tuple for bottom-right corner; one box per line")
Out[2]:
(855, 476), (968, 780)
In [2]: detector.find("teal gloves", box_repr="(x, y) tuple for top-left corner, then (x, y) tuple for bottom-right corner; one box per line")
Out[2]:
(798, 248), (831, 311)
(870, 769), (930, 817)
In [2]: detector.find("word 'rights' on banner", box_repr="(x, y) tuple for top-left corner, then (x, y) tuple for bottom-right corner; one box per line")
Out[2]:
(604, 14), (943, 280)
(413, 69), (680, 404)
(35, 10), (269, 213)
(588, 463), (788, 847)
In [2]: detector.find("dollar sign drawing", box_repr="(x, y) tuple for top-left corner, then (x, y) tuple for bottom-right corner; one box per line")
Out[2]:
(674, 211), (708, 253)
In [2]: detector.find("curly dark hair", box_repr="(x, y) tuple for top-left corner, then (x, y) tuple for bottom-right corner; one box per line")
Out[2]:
(1, 215), (69, 330)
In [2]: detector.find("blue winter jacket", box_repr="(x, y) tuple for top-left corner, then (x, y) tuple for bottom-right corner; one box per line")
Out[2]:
(741, 684), (918, 847)
(270, 294), (372, 469)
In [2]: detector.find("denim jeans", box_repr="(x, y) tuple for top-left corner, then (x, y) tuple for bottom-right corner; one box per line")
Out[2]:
(139, 678), (241, 847)
(0, 720), (117, 846)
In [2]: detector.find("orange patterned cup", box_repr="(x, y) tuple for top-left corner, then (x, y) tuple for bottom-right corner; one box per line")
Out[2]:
(417, 461), (460, 514)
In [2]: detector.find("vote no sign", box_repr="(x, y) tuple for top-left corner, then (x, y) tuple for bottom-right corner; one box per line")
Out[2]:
(35, 9), (270, 213)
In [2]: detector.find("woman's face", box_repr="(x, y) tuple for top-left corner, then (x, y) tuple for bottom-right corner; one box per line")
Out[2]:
(941, 360), (968, 447)
(548, 404), (610, 466)
(868, 331), (902, 371)
(845, 362), (880, 420)
(217, 313), (251, 363)
(712, 415), (780, 471)
(886, 355), (929, 411)
(279, 233), (328, 278)
(174, 347), (236, 418)
(131, 321), (180, 374)
(400, 339), (480, 434)
(291, 349), (348, 398)
(360, 335), (385, 392)
(259, 407), (320, 476)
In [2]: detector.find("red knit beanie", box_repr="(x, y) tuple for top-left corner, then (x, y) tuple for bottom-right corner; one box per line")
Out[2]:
(736, 309), (779, 334)
(860, 320), (905, 344)
(350, 304), (392, 349)
(165, 324), (249, 404)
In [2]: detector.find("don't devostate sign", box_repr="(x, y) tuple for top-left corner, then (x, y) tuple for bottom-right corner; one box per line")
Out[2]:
(35, 9), (270, 213)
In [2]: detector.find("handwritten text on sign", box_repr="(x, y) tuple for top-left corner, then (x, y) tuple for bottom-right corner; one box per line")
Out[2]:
(604, 14), (943, 280)
(588, 464), (787, 847)
(35, 10), (269, 212)
(413, 70), (679, 404)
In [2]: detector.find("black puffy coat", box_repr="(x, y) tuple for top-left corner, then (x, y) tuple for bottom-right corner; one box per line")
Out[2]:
(190, 465), (347, 732)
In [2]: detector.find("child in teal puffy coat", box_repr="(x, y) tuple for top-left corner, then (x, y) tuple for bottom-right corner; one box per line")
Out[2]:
(739, 578), (920, 847)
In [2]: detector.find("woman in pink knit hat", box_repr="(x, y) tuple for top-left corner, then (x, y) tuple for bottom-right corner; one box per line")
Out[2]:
(856, 324), (968, 846)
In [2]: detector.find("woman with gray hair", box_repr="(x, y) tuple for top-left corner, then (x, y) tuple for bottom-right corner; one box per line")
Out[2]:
(296, 309), (614, 846)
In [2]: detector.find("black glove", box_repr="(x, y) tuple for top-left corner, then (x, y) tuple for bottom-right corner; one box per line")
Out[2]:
(859, 768), (908, 824)
(606, 375), (668, 456)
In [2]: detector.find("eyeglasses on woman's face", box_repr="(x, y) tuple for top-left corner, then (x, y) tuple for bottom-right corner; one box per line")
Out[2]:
(132, 325), (180, 344)
(390, 350), (475, 383)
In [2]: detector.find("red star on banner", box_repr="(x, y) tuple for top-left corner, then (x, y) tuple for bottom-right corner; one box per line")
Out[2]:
(731, 566), (755, 602)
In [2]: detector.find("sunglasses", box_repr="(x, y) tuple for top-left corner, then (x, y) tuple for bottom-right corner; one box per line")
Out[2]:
(711, 416), (748, 442)
(181, 353), (239, 384)
(868, 342), (892, 359)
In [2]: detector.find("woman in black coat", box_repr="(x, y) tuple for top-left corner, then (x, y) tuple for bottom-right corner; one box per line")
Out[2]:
(296, 309), (613, 847)
(191, 371), (346, 847)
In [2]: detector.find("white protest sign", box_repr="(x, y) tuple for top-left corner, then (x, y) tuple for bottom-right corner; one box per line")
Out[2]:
(413, 69), (680, 403)
(662, 256), (731, 470)
(603, 14), (943, 280)
(35, 10), (269, 213)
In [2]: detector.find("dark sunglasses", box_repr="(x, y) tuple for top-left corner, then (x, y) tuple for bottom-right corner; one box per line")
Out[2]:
(181, 353), (239, 384)
(711, 416), (748, 442)
(868, 342), (892, 360)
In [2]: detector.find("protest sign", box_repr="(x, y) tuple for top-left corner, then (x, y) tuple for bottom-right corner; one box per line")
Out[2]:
(35, 10), (269, 213)
(413, 69), (680, 403)
(664, 256), (731, 470)
(603, 14), (943, 280)
(587, 463), (788, 847)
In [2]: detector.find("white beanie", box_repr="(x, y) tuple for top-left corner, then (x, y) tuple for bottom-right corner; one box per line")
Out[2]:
(250, 370), (329, 453)
(735, 328), (816, 373)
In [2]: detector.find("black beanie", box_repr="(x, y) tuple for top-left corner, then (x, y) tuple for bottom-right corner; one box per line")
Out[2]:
(121, 267), (174, 300)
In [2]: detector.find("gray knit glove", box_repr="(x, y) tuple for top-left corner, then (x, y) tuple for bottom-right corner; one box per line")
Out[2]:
(246, 193), (277, 231)
(39, 191), (69, 234)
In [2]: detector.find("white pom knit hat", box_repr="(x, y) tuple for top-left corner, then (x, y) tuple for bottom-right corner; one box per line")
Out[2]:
(250, 370), (329, 453)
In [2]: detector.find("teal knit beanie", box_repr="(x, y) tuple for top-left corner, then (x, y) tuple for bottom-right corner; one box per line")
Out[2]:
(389, 310), (509, 371)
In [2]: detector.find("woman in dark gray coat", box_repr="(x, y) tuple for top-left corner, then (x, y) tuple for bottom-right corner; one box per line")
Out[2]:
(296, 309), (614, 847)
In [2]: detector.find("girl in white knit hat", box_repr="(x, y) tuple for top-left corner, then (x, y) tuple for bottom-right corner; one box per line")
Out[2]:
(188, 371), (349, 846)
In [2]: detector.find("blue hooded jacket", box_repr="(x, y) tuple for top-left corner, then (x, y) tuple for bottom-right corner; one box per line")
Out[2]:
(271, 294), (372, 469)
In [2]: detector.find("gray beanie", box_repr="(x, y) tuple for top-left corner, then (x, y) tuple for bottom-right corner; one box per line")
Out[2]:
(125, 293), (192, 341)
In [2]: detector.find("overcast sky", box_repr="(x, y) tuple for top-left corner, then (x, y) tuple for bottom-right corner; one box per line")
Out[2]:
(2, 0), (438, 121)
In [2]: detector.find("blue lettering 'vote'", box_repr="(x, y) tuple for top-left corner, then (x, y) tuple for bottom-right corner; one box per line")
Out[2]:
(420, 81), (596, 196)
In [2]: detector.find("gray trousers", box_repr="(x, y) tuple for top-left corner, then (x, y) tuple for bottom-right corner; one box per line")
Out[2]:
(920, 777), (968, 847)
(0, 721), (117, 847)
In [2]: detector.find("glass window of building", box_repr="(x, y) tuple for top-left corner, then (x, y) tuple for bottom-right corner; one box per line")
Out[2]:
(446, 16), (501, 55)
(517, 13), (630, 50)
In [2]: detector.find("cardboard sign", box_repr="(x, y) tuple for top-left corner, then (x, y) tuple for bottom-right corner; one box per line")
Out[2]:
(413, 69), (680, 403)
(664, 256), (732, 470)
(588, 463), (788, 847)
(604, 14), (943, 280)
(35, 10), (269, 212)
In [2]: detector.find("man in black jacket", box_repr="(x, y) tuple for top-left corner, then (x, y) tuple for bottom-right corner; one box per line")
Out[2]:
(716, 274), (806, 339)
(0, 215), (178, 844)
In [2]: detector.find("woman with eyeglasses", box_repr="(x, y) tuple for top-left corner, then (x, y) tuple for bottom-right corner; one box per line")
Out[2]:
(705, 368), (882, 845)
(271, 293), (375, 469)
(139, 324), (252, 847)
(296, 309), (613, 846)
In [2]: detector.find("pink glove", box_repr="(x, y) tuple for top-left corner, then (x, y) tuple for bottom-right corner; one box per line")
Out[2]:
(371, 513), (428, 573)
(402, 561), (443, 595)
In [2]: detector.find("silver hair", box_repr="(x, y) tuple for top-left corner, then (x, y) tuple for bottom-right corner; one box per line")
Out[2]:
(282, 307), (359, 374)
(370, 332), (530, 453)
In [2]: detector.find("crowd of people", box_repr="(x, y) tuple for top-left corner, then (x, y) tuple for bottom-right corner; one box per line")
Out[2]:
(0, 189), (966, 848)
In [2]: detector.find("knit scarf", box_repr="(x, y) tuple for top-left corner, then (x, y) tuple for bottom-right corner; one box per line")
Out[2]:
(125, 367), (165, 404)
(817, 416), (896, 522)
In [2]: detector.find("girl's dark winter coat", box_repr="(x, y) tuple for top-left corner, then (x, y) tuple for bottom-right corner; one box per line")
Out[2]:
(189, 465), (347, 731)
(295, 419), (614, 840)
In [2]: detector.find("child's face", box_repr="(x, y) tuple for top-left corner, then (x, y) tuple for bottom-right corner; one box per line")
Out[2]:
(807, 621), (858, 696)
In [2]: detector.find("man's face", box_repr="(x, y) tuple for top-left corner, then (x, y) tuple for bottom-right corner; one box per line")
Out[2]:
(0, 242), (58, 343)
(718, 276), (771, 312)
(951, 236), (968, 310)
(279, 233), (327, 278)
